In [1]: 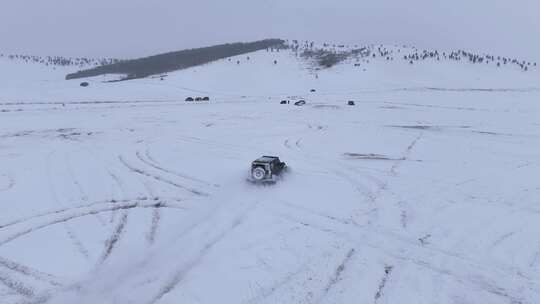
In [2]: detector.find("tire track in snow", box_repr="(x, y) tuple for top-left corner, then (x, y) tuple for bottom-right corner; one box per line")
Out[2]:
(106, 170), (125, 224)
(277, 200), (359, 228)
(390, 133), (423, 176)
(137, 173), (163, 247)
(280, 211), (537, 303)
(0, 271), (35, 298)
(280, 130), (387, 212)
(530, 247), (540, 269)
(398, 201), (408, 229)
(0, 199), (184, 247)
(316, 248), (356, 303)
(272, 176), (524, 290)
(308, 124), (327, 131)
(65, 228), (90, 260)
(283, 138), (303, 150)
(141, 149), (219, 188)
(0, 196), (175, 230)
(0, 257), (62, 287)
(97, 211), (128, 266)
(174, 135), (254, 155)
(0, 174), (15, 192)
(45, 150), (91, 261)
(119, 156), (209, 197)
(489, 231), (516, 250)
(0, 262), (57, 303)
(83, 146), (129, 225)
(65, 153), (108, 227)
(283, 139), (292, 149)
(65, 155), (89, 203)
(275, 196), (540, 300)
(333, 169), (377, 200)
(243, 263), (310, 304)
(374, 265), (393, 303)
(148, 201), (260, 304)
(353, 132), (423, 227)
(129, 150), (163, 247)
(59, 221), (90, 261)
(281, 134), (383, 204)
(147, 209), (160, 246)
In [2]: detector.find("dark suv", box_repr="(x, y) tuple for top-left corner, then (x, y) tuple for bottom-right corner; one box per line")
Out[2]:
(249, 156), (287, 183)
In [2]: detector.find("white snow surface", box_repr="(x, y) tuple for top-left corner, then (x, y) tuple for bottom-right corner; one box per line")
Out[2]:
(1, 47), (540, 304)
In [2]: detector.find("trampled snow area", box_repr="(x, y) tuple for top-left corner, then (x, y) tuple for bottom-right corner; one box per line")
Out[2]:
(1, 48), (540, 303)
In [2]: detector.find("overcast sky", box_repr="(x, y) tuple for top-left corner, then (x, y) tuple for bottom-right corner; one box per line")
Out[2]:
(1, 0), (539, 59)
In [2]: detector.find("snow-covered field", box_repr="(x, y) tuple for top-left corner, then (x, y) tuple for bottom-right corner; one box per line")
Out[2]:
(1, 48), (540, 303)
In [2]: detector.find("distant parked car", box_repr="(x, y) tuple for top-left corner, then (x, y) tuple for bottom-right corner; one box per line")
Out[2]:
(294, 100), (306, 106)
(185, 97), (194, 102)
(310, 89), (316, 92)
(80, 82), (89, 87)
(202, 97), (210, 101)
(195, 97), (203, 101)
(280, 100), (288, 105)
(348, 101), (355, 106)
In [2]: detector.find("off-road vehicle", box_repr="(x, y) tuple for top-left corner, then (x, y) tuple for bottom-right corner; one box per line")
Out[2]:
(248, 156), (287, 183)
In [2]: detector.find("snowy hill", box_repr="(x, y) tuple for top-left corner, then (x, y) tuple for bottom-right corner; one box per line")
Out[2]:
(0, 43), (538, 105)
(1, 44), (540, 304)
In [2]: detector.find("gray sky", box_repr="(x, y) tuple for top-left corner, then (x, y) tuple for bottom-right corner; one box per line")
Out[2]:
(1, 0), (539, 59)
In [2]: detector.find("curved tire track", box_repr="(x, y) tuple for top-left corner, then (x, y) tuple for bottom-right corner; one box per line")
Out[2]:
(141, 150), (219, 188)
(119, 156), (209, 197)
(45, 150), (92, 262)
(148, 201), (260, 304)
(275, 208), (538, 304)
(0, 199), (185, 247)
(0, 196), (174, 230)
(0, 257), (62, 287)
(0, 272), (35, 298)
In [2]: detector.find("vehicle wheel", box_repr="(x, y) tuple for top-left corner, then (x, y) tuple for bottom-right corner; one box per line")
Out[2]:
(251, 167), (266, 181)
